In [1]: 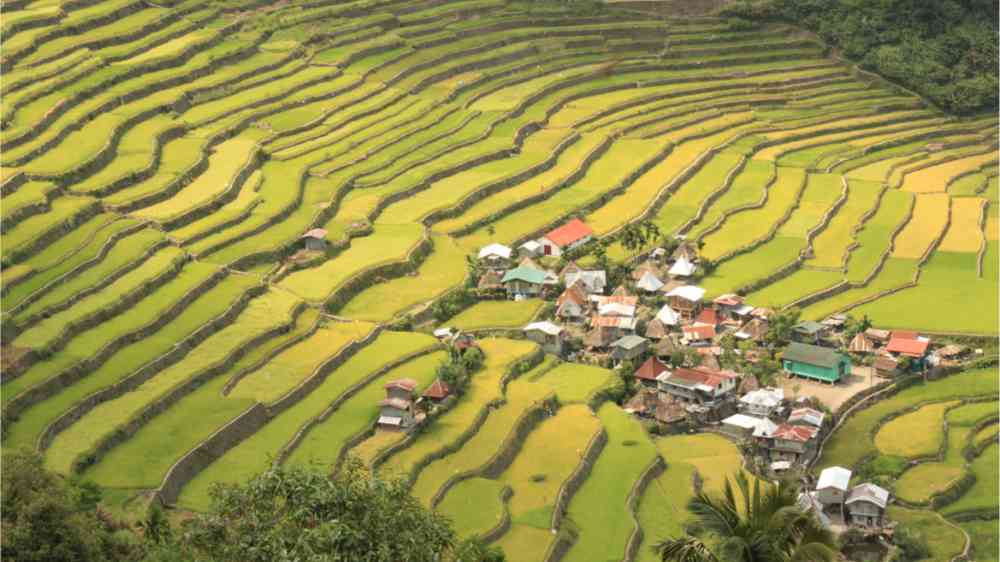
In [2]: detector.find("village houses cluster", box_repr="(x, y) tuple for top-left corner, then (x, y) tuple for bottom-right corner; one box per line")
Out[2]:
(383, 217), (978, 532)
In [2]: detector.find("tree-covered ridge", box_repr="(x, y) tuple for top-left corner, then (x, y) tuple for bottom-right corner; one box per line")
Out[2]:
(722, 0), (999, 115)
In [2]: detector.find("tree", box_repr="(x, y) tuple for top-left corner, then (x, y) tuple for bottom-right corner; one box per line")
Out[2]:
(139, 503), (172, 545)
(2, 448), (140, 562)
(592, 238), (610, 271)
(619, 221), (661, 254)
(184, 461), (469, 562)
(764, 308), (801, 347)
(655, 472), (837, 562)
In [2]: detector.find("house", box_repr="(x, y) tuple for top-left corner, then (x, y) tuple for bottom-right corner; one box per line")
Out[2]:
(787, 407), (825, 428)
(845, 483), (890, 527)
(379, 379), (419, 430)
(634, 356), (669, 387)
(713, 294), (753, 321)
(301, 228), (328, 251)
(739, 387), (784, 417)
(848, 332), (875, 354)
(524, 321), (566, 355)
(422, 378), (452, 403)
(598, 301), (636, 318)
(821, 314), (848, 332)
(590, 315), (638, 334)
(668, 256), (697, 278)
(655, 304), (681, 326)
(556, 283), (589, 321)
(815, 466), (852, 508)
(645, 318), (669, 340)
(693, 308), (719, 328)
(657, 366), (738, 405)
(665, 285), (705, 320)
(722, 413), (772, 439)
(611, 334), (648, 364)
(537, 218), (593, 257)
(501, 266), (547, 298)
(782, 342), (852, 384)
(864, 328), (891, 343)
(681, 324), (715, 346)
(478, 243), (512, 268)
(755, 422), (818, 463)
(564, 268), (607, 295)
(636, 271), (664, 293)
(791, 320), (827, 344)
(873, 355), (899, 378)
(886, 333), (930, 366)
(519, 240), (542, 258)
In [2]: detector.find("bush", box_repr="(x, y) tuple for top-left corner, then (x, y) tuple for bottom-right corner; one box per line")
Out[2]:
(727, 17), (756, 31)
(893, 524), (931, 562)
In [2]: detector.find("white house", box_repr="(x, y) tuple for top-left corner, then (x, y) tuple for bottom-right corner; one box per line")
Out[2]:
(656, 304), (681, 326)
(477, 243), (512, 266)
(565, 269), (607, 294)
(739, 388), (784, 417)
(816, 466), (852, 507)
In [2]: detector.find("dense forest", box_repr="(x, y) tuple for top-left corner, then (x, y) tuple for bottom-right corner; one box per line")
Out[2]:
(722, 0), (999, 115)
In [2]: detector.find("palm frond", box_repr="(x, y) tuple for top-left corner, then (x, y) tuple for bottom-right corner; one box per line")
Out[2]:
(654, 537), (721, 562)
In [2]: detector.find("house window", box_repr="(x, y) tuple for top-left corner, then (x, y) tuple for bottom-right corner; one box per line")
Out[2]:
(544, 245), (552, 256)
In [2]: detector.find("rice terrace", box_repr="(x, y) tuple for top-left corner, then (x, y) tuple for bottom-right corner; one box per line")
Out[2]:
(0, 0), (998, 561)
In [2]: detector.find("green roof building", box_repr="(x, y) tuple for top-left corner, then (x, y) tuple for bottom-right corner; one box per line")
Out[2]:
(782, 342), (851, 384)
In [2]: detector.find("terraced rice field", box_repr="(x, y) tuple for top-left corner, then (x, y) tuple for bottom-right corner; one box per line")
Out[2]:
(0, 0), (996, 557)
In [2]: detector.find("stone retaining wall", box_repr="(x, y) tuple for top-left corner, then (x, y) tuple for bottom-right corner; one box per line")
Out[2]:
(3, 267), (228, 422)
(551, 428), (607, 530)
(37, 283), (267, 451)
(155, 402), (270, 505)
(71, 301), (307, 474)
(2, 198), (101, 268)
(623, 456), (667, 562)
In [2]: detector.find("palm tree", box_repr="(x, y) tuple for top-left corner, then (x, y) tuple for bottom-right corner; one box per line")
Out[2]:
(655, 472), (837, 562)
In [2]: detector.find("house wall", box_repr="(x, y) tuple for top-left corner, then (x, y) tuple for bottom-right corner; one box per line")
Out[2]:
(783, 359), (840, 383)
(506, 279), (541, 296)
(816, 487), (845, 505)
(539, 236), (563, 257)
(386, 387), (411, 401)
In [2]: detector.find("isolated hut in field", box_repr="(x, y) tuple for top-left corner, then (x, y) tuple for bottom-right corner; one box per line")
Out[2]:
(301, 228), (328, 251)
(422, 378), (452, 403)
(379, 379), (418, 430)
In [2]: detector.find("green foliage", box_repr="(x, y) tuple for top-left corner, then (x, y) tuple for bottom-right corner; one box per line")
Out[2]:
(764, 307), (801, 347)
(723, 0), (999, 114)
(2, 448), (140, 562)
(184, 461), (458, 562)
(893, 524), (932, 562)
(654, 472), (838, 562)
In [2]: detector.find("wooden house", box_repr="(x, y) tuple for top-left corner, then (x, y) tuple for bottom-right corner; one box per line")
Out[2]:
(872, 355), (899, 378)
(657, 366), (738, 405)
(379, 379), (418, 430)
(524, 321), (565, 355)
(846, 483), (890, 528)
(755, 422), (818, 463)
(611, 334), (648, 364)
(782, 342), (851, 384)
(301, 228), (328, 251)
(665, 285), (705, 321)
(477, 269), (505, 298)
(848, 332), (875, 354)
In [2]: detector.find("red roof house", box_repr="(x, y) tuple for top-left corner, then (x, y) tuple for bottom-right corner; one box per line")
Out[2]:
(771, 423), (819, 443)
(694, 308), (719, 327)
(886, 337), (929, 358)
(634, 356), (669, 384)
(682, 324), (716, 343)
(538, 219), (594, 256)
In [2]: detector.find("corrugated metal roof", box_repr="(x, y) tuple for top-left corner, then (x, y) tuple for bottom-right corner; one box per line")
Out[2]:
(783, 342), (843, 369)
